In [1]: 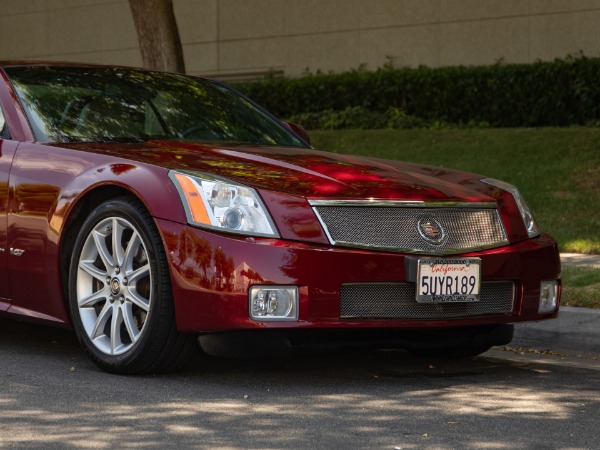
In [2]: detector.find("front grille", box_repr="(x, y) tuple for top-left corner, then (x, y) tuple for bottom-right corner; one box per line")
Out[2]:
(313, 205), (508, 255)
(340, 281), (515, 319)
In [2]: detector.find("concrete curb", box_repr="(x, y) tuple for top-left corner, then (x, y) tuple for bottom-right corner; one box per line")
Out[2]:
(560, 253), (600, 268)
(512, 307), (600, 356)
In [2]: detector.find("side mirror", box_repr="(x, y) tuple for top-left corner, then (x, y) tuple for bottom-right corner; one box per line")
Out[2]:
(283, 121), (311, 146)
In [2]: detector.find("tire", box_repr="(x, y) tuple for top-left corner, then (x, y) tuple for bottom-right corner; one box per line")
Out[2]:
(68, 196), (196, 374)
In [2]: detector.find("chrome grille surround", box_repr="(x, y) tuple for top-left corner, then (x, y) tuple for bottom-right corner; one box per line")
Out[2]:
(310, 200), (508, 255)
(340, 281), (515, 319)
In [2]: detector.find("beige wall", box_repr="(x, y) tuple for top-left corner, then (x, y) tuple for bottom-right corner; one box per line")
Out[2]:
(1, 0), (600, 79)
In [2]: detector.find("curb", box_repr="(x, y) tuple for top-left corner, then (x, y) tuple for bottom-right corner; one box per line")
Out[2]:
(560, 253), (600, 268)
(512, 306), (600, 356)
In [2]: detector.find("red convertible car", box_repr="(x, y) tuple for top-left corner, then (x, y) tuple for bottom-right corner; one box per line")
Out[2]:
(0, 62), (560, 374)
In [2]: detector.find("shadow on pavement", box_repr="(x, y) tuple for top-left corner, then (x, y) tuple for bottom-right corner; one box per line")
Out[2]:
(1, 316), (600, 449)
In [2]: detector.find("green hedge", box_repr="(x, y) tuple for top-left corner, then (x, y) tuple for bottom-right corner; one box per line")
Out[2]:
(285, 106), (431, 130)
(233, 55), (600, 127)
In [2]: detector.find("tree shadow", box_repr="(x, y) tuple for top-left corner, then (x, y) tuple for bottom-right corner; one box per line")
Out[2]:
(1, 317), (599, 449)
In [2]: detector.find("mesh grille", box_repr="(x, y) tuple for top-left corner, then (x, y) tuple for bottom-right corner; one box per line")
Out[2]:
(314, 206), (508, 254)
(340, 281), (515, 319)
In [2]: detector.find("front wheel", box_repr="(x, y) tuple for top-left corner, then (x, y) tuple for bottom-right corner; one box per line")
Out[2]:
(68, 197), (195, 374)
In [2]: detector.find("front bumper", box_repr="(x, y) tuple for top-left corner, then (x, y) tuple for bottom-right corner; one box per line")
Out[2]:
(157, 219), (561, 333)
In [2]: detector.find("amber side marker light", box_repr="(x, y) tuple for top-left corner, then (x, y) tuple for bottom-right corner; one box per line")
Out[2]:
(173, 173), (212, 225)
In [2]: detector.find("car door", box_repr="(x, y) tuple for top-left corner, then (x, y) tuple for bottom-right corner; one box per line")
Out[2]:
(0, 104), (18, 306)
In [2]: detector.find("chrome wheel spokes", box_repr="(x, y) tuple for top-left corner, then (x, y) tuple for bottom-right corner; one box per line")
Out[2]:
(76, 217), (152, 355)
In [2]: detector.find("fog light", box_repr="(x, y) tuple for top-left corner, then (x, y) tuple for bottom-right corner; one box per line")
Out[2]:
(539, 280), (558, 313)
(249, 286), (298, 321)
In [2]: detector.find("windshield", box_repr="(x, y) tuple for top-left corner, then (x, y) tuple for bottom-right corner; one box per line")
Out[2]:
(4, 66), (306, 147)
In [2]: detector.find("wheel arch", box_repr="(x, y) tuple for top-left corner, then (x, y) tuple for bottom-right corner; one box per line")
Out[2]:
(45, 159), (187, 327)
(59, 185), (197, 373)
(57, 177), (184, 324)
(58, 185), (138, 321)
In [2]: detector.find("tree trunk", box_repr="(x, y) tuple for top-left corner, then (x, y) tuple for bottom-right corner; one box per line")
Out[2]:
(128, 0), (186, 73)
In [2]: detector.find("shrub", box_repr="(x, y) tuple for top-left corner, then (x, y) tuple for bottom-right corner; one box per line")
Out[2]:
(287, 107), (428, 130)
(233, 55), (600, 128)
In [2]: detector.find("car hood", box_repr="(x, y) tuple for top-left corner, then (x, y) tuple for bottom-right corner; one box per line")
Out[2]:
(53, 140), (494, 202)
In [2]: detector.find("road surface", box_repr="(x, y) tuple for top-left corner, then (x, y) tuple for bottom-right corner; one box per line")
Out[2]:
(1, 317), (599, 449)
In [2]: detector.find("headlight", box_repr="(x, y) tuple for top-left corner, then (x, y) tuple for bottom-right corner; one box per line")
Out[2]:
(481, 178), (540, 238)
(169, 171), (279, 237)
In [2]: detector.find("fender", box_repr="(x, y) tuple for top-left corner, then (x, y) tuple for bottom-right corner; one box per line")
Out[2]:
(7, 142), (187, 326)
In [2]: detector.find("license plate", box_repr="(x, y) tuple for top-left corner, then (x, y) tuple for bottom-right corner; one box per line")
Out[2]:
(416, 258), (481, 303)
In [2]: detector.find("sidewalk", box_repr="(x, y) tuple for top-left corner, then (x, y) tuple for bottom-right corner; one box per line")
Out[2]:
(559, 252), (600, 268)
(511, 253), (600, 356)
(512, 307), (600, 356)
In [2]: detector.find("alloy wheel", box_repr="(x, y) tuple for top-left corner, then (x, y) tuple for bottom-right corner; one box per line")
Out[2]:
(76, 216), (152, 356)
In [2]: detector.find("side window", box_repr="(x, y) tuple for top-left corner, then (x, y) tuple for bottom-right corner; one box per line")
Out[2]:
(0, 106), (10, 139)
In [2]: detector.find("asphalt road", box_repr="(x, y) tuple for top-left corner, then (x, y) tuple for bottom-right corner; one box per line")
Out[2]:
(1, 317), (599, 449)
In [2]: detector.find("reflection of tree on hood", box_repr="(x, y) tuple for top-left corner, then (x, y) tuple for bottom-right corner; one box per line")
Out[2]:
(193, 236), (212, 281)
(176, 228), (192, 269)
(214, 247), (235, 289)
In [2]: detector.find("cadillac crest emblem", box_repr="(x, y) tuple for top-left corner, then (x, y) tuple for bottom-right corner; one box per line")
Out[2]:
(417, 218), (446, 245)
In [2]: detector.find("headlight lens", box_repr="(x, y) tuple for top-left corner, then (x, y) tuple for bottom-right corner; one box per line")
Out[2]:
(169, 171), (279, 237)
(481, 178), (540, 238)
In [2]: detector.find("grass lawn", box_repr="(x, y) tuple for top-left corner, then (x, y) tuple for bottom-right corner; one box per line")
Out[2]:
(561, 266), (600, 308)
(311, 128), (600, 254)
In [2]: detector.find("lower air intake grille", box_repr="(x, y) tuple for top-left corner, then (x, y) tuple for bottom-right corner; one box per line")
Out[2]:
(340, 281), (515, 319)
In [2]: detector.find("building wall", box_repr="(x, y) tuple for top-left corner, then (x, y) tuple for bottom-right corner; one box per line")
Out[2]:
(1, 0), (599, 79)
